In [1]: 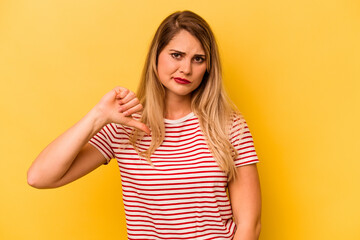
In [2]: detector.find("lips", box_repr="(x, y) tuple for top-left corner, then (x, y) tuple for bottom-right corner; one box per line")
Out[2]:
(174, 77), (191, 84)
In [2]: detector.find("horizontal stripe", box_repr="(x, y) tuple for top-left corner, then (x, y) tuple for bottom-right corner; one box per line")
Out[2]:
(123, 189), (227, 197)
(121, 184), (227, 193)
(123, 208), (231, 219)
(89, 112), (259, 239)
(125, 212), (227, 223)
(126, 227), (232, 240)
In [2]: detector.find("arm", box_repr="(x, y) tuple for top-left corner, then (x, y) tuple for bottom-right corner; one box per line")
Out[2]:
(27, 87), (150, 189)
(27, 108), (108, 189)
(228, 164), (261, 240)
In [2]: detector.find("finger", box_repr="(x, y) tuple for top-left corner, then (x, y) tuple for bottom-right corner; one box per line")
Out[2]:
(119, 98), (140, 111)
(126, 118), (151, 135)
(119, 90), (136, 104)
(120, 88), (130, 99)
(123, 103), (143, 116)
(113, 87), (129, 99)
(113, 86), (126, 95)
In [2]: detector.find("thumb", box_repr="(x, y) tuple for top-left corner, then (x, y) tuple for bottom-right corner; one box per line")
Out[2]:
(126, 118), (151, 135)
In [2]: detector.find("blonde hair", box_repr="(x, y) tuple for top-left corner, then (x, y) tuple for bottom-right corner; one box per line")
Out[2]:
(129, 10), (244, 181)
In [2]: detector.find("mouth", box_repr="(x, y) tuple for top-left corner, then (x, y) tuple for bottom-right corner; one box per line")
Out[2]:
(174, 77), (191, 84)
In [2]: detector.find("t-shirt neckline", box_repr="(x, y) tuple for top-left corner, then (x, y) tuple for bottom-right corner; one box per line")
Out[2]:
(164, 112), (195, 124)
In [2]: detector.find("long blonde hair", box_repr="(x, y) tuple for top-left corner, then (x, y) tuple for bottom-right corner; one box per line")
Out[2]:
(129, 10), (244, 181)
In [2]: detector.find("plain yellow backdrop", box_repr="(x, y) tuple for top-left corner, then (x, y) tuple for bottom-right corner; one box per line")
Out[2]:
(1, 0), (359, 239)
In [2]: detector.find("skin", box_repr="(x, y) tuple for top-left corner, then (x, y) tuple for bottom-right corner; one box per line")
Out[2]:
(27, 29), (261, 240)
(157, 29), (207, 120)
(27, 87), (149, 189)
(229, 165), (262, 239)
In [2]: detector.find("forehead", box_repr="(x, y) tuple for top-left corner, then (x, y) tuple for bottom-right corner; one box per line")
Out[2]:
(165, 30), (205, 54)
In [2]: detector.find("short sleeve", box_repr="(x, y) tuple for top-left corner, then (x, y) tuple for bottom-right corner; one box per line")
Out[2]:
(89, 123), (116, 165)
(230, 114), (259, 167)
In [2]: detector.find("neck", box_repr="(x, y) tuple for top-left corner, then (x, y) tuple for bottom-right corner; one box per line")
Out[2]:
(164, 93), (192, 120)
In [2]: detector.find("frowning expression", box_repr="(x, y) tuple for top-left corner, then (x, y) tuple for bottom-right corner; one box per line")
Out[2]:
(157, 30), (207, 99)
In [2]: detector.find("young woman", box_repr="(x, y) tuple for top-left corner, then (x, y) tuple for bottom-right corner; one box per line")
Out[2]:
(28, 10), (261, 240)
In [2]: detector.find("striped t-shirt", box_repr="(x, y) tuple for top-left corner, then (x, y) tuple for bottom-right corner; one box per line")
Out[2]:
(89, 112), (259, 240)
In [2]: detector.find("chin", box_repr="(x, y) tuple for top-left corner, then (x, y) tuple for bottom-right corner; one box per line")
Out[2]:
(176, 92), (192, 97)
(167, 90), (192, 97)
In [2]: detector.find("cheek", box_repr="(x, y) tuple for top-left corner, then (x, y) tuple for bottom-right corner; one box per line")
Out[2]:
(158, 54), (176, 76)
(195, 65), (207, 79)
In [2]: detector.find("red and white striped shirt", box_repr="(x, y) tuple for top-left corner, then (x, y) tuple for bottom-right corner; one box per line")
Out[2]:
(89, 112), (259, 239)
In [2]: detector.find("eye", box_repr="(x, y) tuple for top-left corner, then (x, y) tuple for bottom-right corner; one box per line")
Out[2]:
(171, 53), (182, 59)
(194, 56), (205, 63)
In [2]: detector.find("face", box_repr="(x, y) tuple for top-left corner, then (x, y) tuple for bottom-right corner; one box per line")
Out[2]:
(157, 30), (207, 100)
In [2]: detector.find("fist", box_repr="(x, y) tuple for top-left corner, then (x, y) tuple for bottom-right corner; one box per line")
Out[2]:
(96, 86), (150, 135)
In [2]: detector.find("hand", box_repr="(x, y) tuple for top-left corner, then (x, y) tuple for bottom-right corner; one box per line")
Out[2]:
(94, 86), (150, 135)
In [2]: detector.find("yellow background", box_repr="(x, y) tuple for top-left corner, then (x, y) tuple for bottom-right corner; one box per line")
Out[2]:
(1, 0), (359, 239)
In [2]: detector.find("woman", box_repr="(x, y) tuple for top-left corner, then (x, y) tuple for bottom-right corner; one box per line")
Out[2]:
(28, 10), (261, 240)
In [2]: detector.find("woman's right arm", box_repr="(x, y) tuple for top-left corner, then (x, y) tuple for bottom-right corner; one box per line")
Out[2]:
(27, 87), (150, 189)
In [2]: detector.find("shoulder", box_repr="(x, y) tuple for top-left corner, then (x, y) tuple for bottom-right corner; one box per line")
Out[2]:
(229, 111), (246, 130)
(228, 111), (251, 142)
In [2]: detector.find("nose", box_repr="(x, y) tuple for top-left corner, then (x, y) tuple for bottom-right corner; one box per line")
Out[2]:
(179, 59), (192, 75)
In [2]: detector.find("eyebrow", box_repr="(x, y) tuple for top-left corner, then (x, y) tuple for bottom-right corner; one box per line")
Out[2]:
(169, 49), (206, 57)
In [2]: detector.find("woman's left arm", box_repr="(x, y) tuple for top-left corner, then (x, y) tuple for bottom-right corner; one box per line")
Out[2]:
(228, 164), (261, 240)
